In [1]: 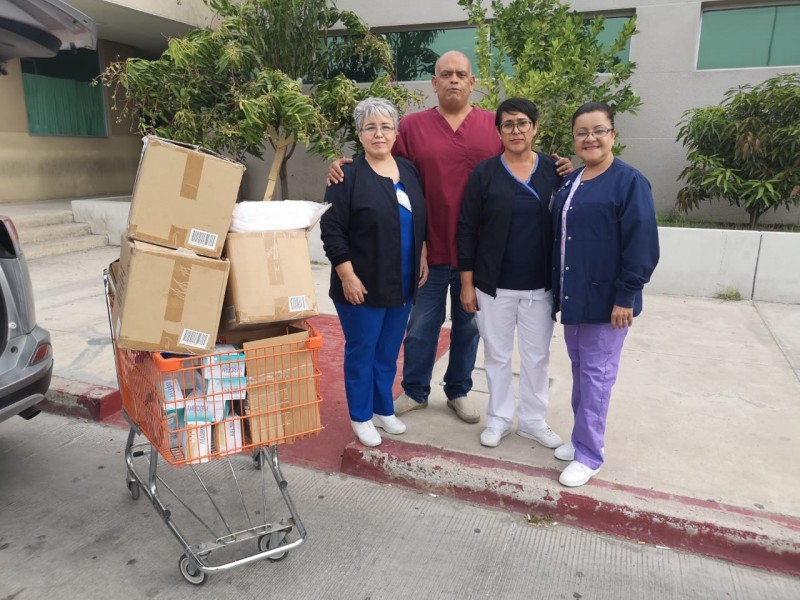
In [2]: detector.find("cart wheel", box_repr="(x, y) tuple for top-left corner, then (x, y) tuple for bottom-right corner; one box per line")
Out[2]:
(127, 481), (140, 500)
(258, 528), (291, 561)
(178, 554), (207, 585)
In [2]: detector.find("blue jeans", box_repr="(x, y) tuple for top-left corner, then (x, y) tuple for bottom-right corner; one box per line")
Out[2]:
(401, 265), (479, 402)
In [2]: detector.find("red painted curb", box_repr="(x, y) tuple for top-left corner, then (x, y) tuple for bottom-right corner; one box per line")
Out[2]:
(41, 375), (121, 422)
(341, 439), (800, 577)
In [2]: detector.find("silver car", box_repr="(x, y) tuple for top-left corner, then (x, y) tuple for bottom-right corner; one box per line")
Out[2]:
(0, 216), (53, 422)
(0, 0), (95, 420)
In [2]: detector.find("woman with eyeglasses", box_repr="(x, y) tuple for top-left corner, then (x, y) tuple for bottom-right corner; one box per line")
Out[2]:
(550, 101), (659, 487)
(321, 97), (428, 447)
(457, 97), (567, 451)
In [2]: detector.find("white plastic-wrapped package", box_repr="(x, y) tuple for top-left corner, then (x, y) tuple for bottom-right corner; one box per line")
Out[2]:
(230, 200), (329, 233)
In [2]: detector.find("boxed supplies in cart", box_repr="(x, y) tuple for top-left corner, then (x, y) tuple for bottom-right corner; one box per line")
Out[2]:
(113, 319), (323, 466)
(218, 321), (323, 446)
(222, 200), (329, 328)
(127, 136), (245, 259)
(110, 238), (229, 354)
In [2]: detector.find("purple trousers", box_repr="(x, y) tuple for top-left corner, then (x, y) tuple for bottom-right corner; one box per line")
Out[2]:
(563, 323), (628, 469)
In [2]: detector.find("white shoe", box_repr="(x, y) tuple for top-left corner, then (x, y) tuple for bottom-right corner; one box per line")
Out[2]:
(480, 426), (511, 447)
(373, 414), (406, 435)
(554, 442), (575, 461)
(559, 461), (600, 487)
(351, 420), (381, 447)
(516, 424), (564, 449)
(447, 396), (480, 424)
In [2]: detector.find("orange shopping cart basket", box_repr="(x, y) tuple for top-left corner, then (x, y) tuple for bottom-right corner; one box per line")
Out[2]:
(104, 268), (322, 585)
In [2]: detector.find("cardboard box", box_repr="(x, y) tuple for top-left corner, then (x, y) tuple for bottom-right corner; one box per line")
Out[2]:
(110, 238), (230, 354)
(222, 322), (322, 446)
(127, 136), (245, 259)
(222, 230), (318, 328)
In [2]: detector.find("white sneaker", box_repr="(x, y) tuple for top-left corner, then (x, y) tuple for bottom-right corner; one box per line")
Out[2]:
(554, 442), (575, 461)
(447, 396), (480, 424)
(393, 393), (427, 416)
(373, 414), (406, 435)
(480, 426), (511, 447)
(351, 420), (381, 447)
(516, 424), (564, 449)
(559, 461), (600, 487)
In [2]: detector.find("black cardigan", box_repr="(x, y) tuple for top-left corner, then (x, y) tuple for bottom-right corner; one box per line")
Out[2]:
(321, 155), (427, 307)
(457, 153), (557, 297)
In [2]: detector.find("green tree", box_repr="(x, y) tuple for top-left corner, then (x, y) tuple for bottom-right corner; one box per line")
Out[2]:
(102, 0), (420, 199)
(327, 29), (441, 82)
(458, 0), (641, 156)
(676, 73), (800, 229)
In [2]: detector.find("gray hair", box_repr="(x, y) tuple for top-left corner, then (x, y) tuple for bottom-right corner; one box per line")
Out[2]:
(354, 97), (399, 131)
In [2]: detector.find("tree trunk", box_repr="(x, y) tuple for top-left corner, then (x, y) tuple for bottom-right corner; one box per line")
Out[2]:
(748, 210), (760, 230)
(279, 141), (297, 200)
(263, 127), (294, 201)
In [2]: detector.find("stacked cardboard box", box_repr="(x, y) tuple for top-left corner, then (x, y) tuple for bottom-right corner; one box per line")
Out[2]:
(111, 136), (244, 354)
(222, 229), (318, 328)
(109, 136), (323, 455)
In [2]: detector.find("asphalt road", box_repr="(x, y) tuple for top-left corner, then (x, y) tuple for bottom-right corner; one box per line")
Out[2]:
(1, 412), (798, 600)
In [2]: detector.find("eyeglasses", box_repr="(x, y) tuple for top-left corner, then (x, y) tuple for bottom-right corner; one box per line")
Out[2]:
(573, 127), (614, 141)
(360, 125), (396, 136)
(499, 119), (533, 134)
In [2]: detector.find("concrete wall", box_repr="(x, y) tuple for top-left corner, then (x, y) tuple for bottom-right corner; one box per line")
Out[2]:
(83, 196), (799, 304)
(648, 228), (800, 303)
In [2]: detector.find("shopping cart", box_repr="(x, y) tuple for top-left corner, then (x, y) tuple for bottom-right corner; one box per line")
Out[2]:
(103, 270), (323, 585)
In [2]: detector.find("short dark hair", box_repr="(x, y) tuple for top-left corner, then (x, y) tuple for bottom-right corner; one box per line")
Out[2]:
(495, 98), (539, 128)
(572, 102), (615, 129)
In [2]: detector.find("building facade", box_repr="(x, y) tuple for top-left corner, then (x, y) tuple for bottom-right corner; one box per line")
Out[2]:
(0, 0), (215, 203)
(1, 0), (798, 226)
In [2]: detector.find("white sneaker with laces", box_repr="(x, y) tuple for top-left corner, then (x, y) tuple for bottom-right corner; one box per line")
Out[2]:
(373, 414), (406, 435)
(480, 426), (511, 447)
(559, 460), (600, 487)
(351, 420), (382, 447)
(516, 424), (563, 449)
(554, 442), (575, 461)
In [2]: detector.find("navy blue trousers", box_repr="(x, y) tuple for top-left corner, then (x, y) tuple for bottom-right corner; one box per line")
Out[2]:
(335, 300), (413, 422)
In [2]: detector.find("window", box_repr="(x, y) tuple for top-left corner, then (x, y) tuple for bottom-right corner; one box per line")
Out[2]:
(593, 16), (633, 65)
(327, 27), (477, 83)
(698, 4), (800, 69)
(21, 48), (107, 136)
(328, 16), (632, 83)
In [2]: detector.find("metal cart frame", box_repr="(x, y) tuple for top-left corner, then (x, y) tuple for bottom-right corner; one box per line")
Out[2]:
(104, 270), (316, 585)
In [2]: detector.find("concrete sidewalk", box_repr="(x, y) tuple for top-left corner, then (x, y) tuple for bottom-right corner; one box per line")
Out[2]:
(18, 210), (800, 576)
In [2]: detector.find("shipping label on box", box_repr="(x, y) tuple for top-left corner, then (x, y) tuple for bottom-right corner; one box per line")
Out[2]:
(238, 324), (322, 446)
(223, 230), (318, 328)
(112, 239), (229, 354)
(127, 136), (245, 259)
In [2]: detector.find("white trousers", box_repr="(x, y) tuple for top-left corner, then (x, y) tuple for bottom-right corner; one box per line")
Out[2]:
(475, 288), (554, 430)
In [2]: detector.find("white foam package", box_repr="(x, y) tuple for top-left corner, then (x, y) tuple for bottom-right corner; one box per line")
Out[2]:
(229, 200), (330, 233)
